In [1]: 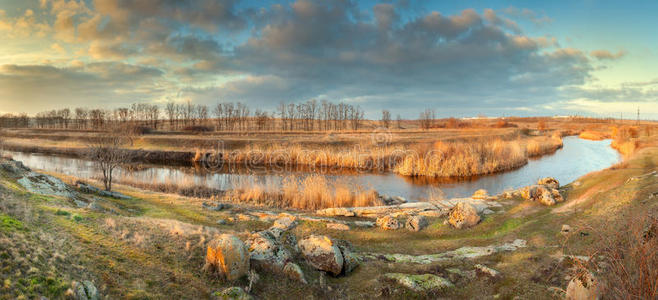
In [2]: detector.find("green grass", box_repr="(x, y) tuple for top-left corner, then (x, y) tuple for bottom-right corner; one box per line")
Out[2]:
(0, 213), (24, 232)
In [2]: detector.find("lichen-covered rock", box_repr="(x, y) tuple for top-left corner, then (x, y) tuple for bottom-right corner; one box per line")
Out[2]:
(326, 223), (350, 231)
(522, 185), (564, 206)
(381, 273), (454, 292)
(71, 280), (100, 300)
(338, 245), (359, 275)
(213, 287), (253, 300)
(448, 202), (481, 229)
(271, 216), (296, 231)
(405, 215), (429, 232)
(298, 235), (344, 276)
(474, 264), (501, 279)
(204, 234), (250, 281)
(283, 262), (307, 284)
(245, 230), (291, 273)
(376, 215), (401, 230)
(566, 271), (601, 300)
(537, 177), (560, 189)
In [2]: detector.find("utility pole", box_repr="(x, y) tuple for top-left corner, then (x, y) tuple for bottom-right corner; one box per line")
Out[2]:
(637, 107), (640, 125)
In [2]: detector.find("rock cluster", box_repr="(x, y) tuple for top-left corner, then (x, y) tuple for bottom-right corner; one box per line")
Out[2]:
(521, 177), (563, 206)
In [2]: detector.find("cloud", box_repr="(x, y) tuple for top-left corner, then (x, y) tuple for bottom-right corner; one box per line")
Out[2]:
(0, 63), (165, 112)
(590, 49), (626, 60)
(502, 6), (552, 25)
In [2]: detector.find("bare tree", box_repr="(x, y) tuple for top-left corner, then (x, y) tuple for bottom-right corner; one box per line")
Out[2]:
(381, 110), (391, 129)
(86, 131), (133, 191)
(396, 114), (402, 129)
(419, 108), (435, 130)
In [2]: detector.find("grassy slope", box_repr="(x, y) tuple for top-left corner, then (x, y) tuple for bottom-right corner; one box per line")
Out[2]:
(0, 140), (656, 299)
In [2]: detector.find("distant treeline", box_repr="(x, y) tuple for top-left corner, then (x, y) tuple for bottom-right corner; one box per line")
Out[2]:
(0, 100), (367, 132)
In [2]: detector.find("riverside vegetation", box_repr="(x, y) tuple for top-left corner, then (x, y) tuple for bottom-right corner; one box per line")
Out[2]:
(0, 118), (656, 299)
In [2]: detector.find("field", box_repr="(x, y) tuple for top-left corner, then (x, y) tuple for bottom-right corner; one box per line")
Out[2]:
(0, 118), (656, 299)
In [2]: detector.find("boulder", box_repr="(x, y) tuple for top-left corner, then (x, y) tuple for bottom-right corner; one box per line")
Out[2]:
(472, 189), (489, 199)
(376, 215), (401, 230)
(71, 280), (100, 300)
(271, 216), (296, 231)
(338, 245), (359, 275)
(245, 230), (291, 273)
(566, 271), (601, 300)
(561, 224), (572, 235)
(405, 215), (429, 232)
(474, 264), (501, 279)
(282, 262), (307, 284)
(538, 177), (560, 189)
(381, 273), (454, 292)
(298, 235), (344, 276)
(204, 234), (250, 281)
(213, 287), (253, 300)
(448, 202), (481, 229)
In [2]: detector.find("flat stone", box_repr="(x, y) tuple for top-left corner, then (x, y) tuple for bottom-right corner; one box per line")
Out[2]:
(327, 223), (350, 231)
(381, 273), (454, 292)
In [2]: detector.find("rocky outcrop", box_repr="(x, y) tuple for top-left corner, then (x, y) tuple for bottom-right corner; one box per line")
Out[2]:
(448, 202), (481, 229)
(471, 189), (489, 200)
(76, 182), (131, 199)
(405, 215), (429, 232)
(298, 235), (344, 276)
(522, 185), (563, 206)
(537, 177), (559, 189)
(566, 271), (601, 300)
(381, 273), (454, 292)
(361, 239), (527, 264)
(204, 234), (250, 281)
(376, 215), (401, 230)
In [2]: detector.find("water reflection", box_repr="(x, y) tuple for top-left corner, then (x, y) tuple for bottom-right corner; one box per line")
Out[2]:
(5, 136), (620, 200)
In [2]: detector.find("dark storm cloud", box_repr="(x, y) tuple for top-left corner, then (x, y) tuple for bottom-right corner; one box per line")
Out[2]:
(186, 0), (592, 115)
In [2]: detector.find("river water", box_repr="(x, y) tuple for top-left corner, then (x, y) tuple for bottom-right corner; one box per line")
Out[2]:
(5, 136), (621, 200)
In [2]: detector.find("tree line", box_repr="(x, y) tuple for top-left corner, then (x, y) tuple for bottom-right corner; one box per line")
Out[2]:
(1, 100), (369, 132)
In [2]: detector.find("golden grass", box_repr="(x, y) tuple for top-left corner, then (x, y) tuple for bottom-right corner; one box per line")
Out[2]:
(579, 130), (609, 140)
(526, 134), (563, 157)
(394, 138), (529, 177)
(223, 175), (382, 210)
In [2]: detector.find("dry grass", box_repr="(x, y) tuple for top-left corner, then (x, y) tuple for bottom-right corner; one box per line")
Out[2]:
(526, 134), (563, 157)
(223, 175), (382, 210)
(584, 214), (658, 299)
(393, 138), (529, 178)
(579, 130), (609, 140)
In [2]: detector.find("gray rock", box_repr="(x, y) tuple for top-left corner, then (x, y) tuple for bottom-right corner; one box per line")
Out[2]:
(474, 264), (501, 279)
(406, 215), (429, 232)
(448, 202), (481, 229)
(202, 202), (228, 211)
(381, 273), (454, 292)
(71, 280), (99, 300)
(271, 216), (296, 231)
(298, 235), (344, 276)
(245, 230), (291, 273)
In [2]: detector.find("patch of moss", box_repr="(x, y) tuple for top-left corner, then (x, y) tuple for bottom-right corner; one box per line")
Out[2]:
(0, 213), (24, 232)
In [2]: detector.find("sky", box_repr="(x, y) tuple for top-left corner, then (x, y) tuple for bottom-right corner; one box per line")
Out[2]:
(0, 0), (656, 119)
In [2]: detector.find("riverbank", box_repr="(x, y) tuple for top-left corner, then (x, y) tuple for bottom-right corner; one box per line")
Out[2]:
(1, 133), (656, 299)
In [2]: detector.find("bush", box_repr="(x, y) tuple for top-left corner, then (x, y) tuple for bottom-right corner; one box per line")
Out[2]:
(182, 125), (213, 133)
